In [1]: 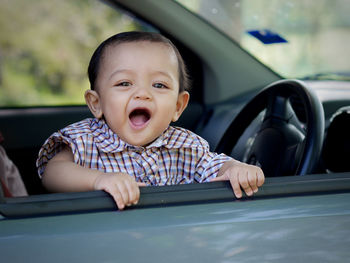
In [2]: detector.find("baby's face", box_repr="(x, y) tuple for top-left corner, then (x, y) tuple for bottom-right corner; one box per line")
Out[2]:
(93, 41), (188, 146)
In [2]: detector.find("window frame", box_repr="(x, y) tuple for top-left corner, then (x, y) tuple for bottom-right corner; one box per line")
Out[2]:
(1, 173), (350, 219)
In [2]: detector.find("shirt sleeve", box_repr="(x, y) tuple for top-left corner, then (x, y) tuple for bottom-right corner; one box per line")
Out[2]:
(195, 150), (233, 183)
(36, 131), (81, 178)
(187, 132), (232, 182)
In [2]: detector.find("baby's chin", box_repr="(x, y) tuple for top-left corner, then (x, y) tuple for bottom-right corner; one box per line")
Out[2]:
(121, 133), (159, 148)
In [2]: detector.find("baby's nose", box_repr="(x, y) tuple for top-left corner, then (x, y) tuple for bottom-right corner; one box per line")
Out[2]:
(134, 87), (152, 100)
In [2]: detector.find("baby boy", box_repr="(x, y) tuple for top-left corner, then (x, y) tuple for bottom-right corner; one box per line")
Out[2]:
(37, 32), (264, 210)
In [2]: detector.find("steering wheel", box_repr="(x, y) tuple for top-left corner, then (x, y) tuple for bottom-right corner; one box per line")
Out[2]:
(215, 79), (324, 177)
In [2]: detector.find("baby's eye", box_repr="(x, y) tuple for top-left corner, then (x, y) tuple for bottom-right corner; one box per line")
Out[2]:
(116, 81), (132, 87)
(153, 83), (168, 89)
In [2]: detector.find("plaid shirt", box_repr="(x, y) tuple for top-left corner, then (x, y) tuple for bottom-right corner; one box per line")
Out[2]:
(37, 118), (232, 185)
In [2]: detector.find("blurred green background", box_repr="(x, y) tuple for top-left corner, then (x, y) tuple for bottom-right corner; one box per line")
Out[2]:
(1, 0), (350, 107)
(0, 0), (143, 107)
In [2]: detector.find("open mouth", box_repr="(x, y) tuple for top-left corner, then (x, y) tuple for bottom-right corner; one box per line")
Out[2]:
(129, 108), (151, 128)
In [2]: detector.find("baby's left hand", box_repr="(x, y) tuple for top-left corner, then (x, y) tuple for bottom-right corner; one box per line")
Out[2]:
(211, 160), (265, 198)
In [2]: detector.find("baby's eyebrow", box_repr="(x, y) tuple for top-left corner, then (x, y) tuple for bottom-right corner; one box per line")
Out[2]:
(108, 69), (176, 83)
(109, 69), (133, 81)
(152, 71), (175, 81)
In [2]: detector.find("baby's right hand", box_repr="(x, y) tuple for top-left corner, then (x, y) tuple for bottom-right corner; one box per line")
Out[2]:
(93, 173), (145, 210)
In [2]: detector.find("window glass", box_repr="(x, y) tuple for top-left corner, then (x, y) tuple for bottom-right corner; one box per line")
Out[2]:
(175, 0), (350, 80)
(0, 0), (154, 107)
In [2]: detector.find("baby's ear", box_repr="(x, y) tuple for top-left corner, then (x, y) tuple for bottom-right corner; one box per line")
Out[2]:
(85, 90), (103, 118)
(172, 91), (190, 122)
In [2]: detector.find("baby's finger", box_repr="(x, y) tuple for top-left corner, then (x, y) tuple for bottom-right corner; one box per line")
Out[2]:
(238, 172), (253, 196)
(229, 175), (243, 198)
(257, 169), (265, 187)
(115, 182), (130, 208)
(137, 182), (147, 187)
(107, 186), (126, 210)
(124, 180), (140, 205)
(247, 171), (258, 193)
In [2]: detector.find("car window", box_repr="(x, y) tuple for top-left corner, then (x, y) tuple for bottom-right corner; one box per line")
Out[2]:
(175, 0), (350, 80)
(0, 0), (155, 107)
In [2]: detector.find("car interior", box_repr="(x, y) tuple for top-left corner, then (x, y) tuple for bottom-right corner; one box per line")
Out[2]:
(1, 0), (350, 218)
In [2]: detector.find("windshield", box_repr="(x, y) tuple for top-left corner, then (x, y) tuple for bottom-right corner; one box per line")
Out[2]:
(175, 0), (350, 80)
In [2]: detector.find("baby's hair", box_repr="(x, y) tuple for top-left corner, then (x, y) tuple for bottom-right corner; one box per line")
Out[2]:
(88, 31), (190, 93)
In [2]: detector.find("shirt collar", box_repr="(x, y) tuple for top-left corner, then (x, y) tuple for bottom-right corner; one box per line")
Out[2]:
(90, 118), (175, 153)
(91, 118), (128, 153)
